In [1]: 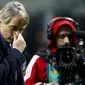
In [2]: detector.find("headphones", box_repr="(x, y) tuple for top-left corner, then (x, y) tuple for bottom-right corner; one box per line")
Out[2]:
(47, 17), (79, 40)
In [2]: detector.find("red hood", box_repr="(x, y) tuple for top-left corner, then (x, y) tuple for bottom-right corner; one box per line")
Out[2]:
(48, 17), (76, 53)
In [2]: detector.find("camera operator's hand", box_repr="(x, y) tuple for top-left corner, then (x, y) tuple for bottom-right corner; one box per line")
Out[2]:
(12, 33), (26, 53)
(46, 82), (59, 85)
(34, 82), (59, 85)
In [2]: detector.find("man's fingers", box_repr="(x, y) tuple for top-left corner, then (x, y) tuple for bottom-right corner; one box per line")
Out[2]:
(18, 33), (24, 40)
(13, 33), (17, 41)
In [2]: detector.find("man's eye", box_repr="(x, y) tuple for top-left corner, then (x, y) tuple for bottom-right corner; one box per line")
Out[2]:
(10, 27), (17, 31)
(10, 26), (17, 31)
(58, 35), (65, 39)
(12, 28), (17, 31)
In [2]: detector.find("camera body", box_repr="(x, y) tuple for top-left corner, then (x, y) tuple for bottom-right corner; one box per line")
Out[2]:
(49, 38), (85, 84)
(37, 34), (85, 85)
(55, 46), (85, 84)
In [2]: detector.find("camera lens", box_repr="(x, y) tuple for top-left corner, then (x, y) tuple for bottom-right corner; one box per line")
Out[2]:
(60, 51), (74, 64)
(57, 47), (76, 67)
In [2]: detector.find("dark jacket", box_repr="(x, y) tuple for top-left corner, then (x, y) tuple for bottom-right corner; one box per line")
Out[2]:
(0, 33), (25, 85)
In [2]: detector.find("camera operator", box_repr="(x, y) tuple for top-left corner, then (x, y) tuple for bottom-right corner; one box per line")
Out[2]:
(24, 16), (80, 85)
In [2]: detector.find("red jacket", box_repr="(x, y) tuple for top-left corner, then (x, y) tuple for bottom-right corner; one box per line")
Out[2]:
(24, 55), (47, 85)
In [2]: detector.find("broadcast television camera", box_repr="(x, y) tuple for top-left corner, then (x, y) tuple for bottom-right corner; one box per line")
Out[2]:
(51, 31), (85, 85)
(38, 31), (85, 85)
(55, 46), (85, 85)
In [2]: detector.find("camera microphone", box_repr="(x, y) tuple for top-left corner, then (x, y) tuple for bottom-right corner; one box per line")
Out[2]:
(70, 31), (85, 38)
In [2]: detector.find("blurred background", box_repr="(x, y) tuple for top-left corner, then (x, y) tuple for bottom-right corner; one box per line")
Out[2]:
(1, 0), (85, 56)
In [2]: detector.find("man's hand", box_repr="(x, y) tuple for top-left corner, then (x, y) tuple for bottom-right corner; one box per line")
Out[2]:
(46, 82), (59, 85)
(12, 33), (26, 53)
(34, 82), (59, 85)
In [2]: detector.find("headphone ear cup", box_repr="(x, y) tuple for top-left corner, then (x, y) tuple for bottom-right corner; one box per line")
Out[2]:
(47, 26), (53, 40)
(74, 22), (79, 31)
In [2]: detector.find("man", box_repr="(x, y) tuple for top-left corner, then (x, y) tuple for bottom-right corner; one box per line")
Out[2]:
(0, 1), (29, 85)
(24, 16), (77, 85)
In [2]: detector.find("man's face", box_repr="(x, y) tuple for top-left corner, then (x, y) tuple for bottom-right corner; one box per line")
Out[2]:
(56, 26), (72, 47)
(0, 16), (26, 43)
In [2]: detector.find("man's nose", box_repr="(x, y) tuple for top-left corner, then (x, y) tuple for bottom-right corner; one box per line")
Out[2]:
(13, 31), (20, 38)
(64, 37), (70, 44)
